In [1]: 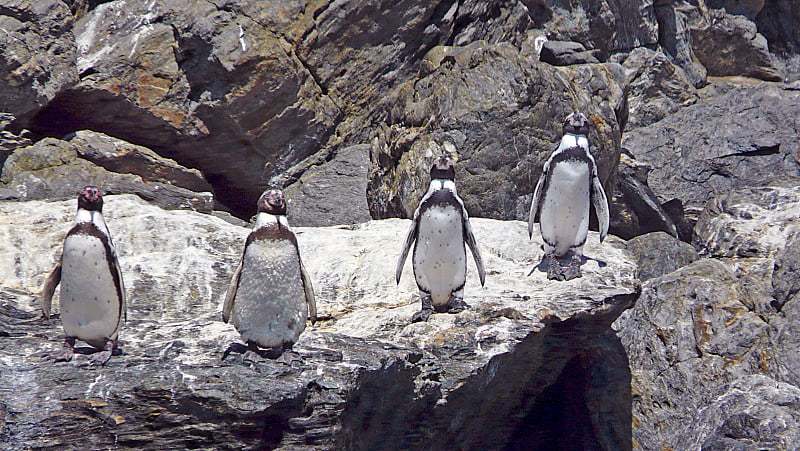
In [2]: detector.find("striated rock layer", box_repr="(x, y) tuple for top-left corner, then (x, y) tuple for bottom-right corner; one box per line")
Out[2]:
(0, 195), (639, 449)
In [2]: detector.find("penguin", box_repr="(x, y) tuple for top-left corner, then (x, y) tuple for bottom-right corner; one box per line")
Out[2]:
(222, 188), (316, 360)
(396, 156), (486, 323)
(41, 186), (126, 365)
(528, 112), (610, 281)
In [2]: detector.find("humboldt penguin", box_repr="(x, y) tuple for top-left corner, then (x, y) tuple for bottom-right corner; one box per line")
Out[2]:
(222, 188), (316, 360)
(41, 186), (126, 365)
(528, 112), (610, 280)
(396, 156), (486, 322)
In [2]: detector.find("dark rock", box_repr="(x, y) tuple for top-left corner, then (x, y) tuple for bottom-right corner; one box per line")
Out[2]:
(772, 241), (800, 310)
(755, 0), (800, 55)
(706, 0), (766, 19)
(609, 155), (679, 240)
(625, 231), (699, 281)
(539, 40), (602, 66)
(0, 0), (78, 119)
(284, 144), (371, 227)
(530, 0), (659, 58)
(0, 195), (640, 449)
(68, 130), (212, 193)
(653, 2), (708, 88)
(0, 137), (213, 212)
(690, 9), (782, 81)
(369, 40), (627, 221)
(624, 82), (800, 220)
(622, 47), (699, 128)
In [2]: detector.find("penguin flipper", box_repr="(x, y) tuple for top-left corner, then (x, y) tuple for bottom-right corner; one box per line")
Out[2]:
(463, 218), (486, 286)
(591, 170), (610, 242)
(396, 216), (419, 284)
(222, 261), (243, 323)
(299, 259), (317, 324)
(110, 251), (126, 322)
(41, 262), (62, 319)
(528, 158), (550, 238)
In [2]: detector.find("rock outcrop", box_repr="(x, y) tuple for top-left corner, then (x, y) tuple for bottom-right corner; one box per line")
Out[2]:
(1, 195), (639, 449)
(616, 180), (800, 449)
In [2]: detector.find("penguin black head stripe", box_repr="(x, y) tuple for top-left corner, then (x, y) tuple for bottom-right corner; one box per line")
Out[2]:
(562, 112), (591, 136)
(430, 155), (455, 181)
(258, 189), (287, 215)
(78, 186), (103, 212)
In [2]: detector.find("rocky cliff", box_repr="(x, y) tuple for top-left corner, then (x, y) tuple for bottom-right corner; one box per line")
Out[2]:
(2, 0), (800, 449)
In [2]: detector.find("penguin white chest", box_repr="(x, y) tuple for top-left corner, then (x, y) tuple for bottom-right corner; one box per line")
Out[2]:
(413, 205), (466, 305)
(60, 234), (120, 347)
(540, 160), (591, 256)
(231, 239), (307, 349)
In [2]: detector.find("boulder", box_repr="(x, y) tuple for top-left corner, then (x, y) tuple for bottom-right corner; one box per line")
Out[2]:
(539, 40), (602, 66)
(618, 182), (800, 447)
(653, 2), (708, 88)
(369, 40), (627, 221)
(0, 195), (639, 449)
(0, 0), (78, 119)
(690, 9), (782, 81)
(284, 144), (371, 227)
(624, 231), (699, 282)
(0, 137), (213, 212)
(621, 47), (699, 128)
(706, 0), (766, 19)
(623, 82), (800, 220)
(754, 0), (800, 55)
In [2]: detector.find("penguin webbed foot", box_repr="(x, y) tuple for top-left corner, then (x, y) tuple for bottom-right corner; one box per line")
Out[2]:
(562, 255), (583, 280)
(545, 253), (566, 281)
(224, 341), (288, 363)
(87, 340), (116, 365)
(49, 337), (76, 362)
(446, 297), (469, 314)
(411, 295), (434, 323)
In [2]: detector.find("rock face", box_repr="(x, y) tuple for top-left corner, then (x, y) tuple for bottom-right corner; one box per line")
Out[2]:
(370, 40), (627, 220)
(0, 195), (639, 449)
(616, 181), (800, 449)
(623, 82), (800, 220)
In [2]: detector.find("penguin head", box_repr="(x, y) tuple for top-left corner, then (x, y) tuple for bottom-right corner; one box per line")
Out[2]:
(78, 186), (103, 212)
(258, 188), (287, 215)
(429, 155), (455, 181)
(562, 112), (590, 136)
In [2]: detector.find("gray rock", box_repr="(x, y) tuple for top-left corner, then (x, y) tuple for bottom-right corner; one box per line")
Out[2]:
(0, 137), (213, 212)
(0, 0), (78, 118)
(690, 9), (782, 81)
(625, 231), (699, 281)
(622, 47), (700, 128)
(0, 195), (639, 449)
(694, 182), (800, 258)
(539, 40), (602, 66)
(624, 82), (800, 220)
(706, 0), (766, 19)
(69, 130), (212, 193)
(755, 0), (800, 55)
(609, 154), (679, 240)
(653, 2), (708, 88)
(284, 144), (371, 227)
(370, 40), (627, 221)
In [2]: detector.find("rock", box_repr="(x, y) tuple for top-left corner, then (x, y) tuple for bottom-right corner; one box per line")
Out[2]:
(531, 1), (659, 58)
(69, 130), (212, 193)
(706, 0), (766, 19)
(609, 154), (679, 240)
(0, 0), (78, 119)
(621, 47), (699, 128)
(690, 9), (782, 81)
(615, 258), (797, 448)
(0, 137), (213, 212)
(284, 144), (371, 227)
(623, 82), (800, 220)
(539, 40), (602, 66)
(653, 2), (708, 88)
(624, 231), (699, 282)
(755, 0), (800, 55)
(370, 40), (627, 221)
(0, 195), (639, 449)
(694, 181), (800, 258)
